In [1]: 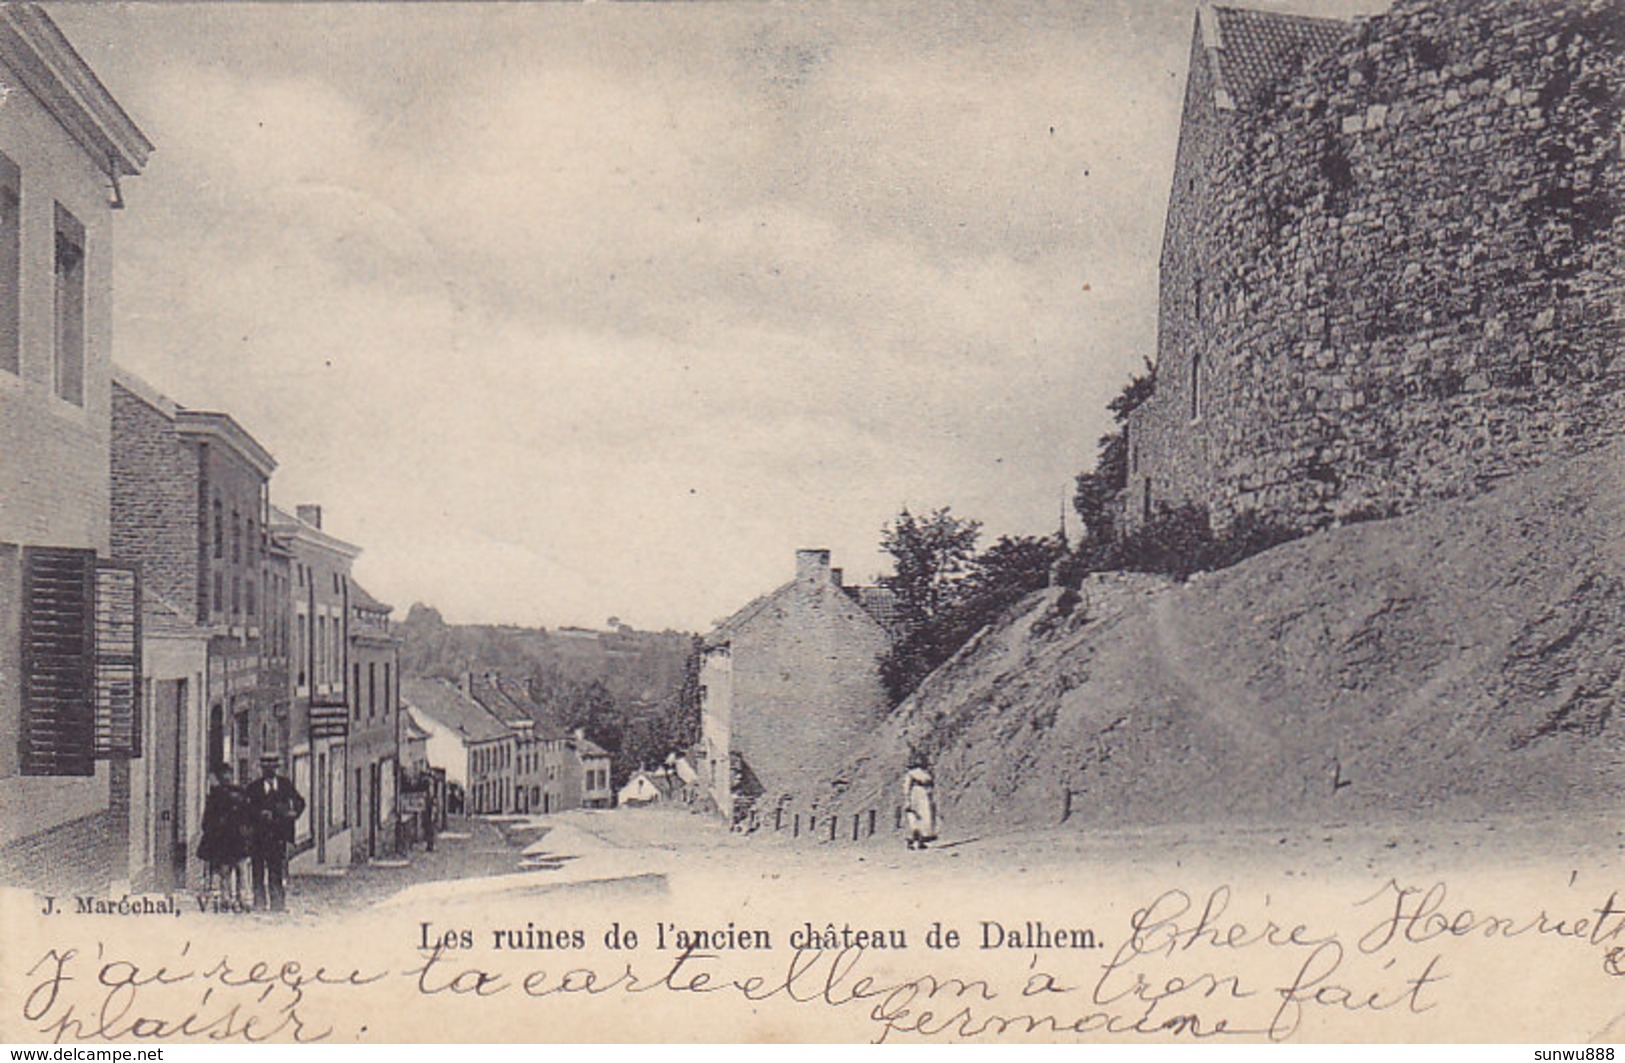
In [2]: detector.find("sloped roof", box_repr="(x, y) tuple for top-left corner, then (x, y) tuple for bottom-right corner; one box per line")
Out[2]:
(573, 734), (610, 759)
(403, 677), (510, 744)
(846, 585), (907, 636)
(349, 580), (392, 614)
(707, 574), (900, 647)
(483, 673), (574, 740)
(465, 673), (532, 729)
(402, 714), (433, 742)
(1203, 4), (1350, 110)
(705, 580), (795, 648)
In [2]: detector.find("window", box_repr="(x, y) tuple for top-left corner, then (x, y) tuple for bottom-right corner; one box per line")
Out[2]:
(368, 662), (377, 718)
(53, 205), (85, 406)
(20, 548), (95, 775)
(0, 153), (19, 374)
(231, 574), (241, 618)
(232, 509), (241, 564)
(297, 614), (308, 687)
(246, 577), (256, 617)
(1190, 352), (1202, 420)
(1192, 276), (1202, 323)
(353, 662), (362, 719)
(212, 499), (224, 559)
(212, 572), (223, 616)
(1143, 477), (1153, 522)
(383, 664), (391, 717)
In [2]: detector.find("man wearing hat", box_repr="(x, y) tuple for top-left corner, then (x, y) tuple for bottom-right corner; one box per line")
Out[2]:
(245, 753), (305, 912)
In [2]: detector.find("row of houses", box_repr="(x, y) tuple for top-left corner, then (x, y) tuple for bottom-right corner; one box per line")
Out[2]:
(0, 6), (411, 894)
(401, 673), (613, 816)
(112, 364), (413, 884)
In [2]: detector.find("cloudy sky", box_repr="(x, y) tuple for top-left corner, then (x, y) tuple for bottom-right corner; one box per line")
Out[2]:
(52, 1), (1385, 633)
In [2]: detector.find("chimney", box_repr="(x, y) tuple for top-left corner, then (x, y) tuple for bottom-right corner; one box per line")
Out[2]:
(296, 504), (323, 529)
(795, 548), (831, 583)
(830, 567), (843, 587)
(459, 671), (473, 697)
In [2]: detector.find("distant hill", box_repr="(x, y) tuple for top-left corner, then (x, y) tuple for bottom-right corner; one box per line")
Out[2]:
(397, 607), (692, 705)
(805, 441), (1623, 832)
(396, 606), (699, 785)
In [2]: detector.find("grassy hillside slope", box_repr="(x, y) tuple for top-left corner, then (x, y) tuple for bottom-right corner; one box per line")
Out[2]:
(812, 441), (1623, 832)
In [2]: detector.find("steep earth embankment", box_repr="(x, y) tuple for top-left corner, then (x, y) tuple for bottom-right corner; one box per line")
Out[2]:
(813, 441), (1624, 832)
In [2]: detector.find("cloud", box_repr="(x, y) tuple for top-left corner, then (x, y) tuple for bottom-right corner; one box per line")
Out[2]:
(56, 1), (1258, 629)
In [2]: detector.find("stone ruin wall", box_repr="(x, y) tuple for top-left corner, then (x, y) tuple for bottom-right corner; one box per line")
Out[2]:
(1129, 0), (1623, 534)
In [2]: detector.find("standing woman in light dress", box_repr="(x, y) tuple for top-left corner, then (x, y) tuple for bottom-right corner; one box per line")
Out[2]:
(904, 749), (937, 851)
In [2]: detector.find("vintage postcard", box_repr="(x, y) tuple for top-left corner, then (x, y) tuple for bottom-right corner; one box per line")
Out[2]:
(0, 0), (1620, 1046)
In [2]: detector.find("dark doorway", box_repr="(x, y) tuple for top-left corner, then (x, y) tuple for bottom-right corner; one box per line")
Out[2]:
(150, 679), (187, 890)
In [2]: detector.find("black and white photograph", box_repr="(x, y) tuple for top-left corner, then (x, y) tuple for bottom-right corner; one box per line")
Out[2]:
(0, 0), (1620, 1045)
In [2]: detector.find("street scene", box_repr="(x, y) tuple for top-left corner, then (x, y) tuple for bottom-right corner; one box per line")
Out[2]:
(0, 0), (1620, 1044)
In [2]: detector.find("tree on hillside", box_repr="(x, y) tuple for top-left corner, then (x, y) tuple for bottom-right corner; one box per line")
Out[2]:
(1074, 360), (1157, 551)
(879, 526), (1062, 706)
(878, 507), (982, 628)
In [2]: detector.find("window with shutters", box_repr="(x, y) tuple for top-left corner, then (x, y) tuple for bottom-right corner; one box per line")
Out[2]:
(93, 562), (141, 758)
(19, 550), (141, 774)
(21, 547), (96, 775)
(0, 152), (19, 375)
(53, 205), (86, 406)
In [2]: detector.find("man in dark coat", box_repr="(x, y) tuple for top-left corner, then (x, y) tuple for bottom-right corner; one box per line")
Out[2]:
(245, 754), (305, 912)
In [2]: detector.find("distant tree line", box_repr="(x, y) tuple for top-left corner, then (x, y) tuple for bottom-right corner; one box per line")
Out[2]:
(396, 605), (700, 788)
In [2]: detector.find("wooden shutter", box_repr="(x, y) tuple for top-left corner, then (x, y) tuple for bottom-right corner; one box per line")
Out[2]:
(94, 562), (141, 758)
(21, 547), (96, 776)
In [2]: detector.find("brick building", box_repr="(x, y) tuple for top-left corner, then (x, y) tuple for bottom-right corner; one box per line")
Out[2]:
(111, 370), (278, 775)
(1124, 0), (1622, 534)
(109, 369), (280, 888)
(699, 549), (897, 823)
(270, 503), (357, 868)
(0, 5), (151, 893)
(348, 580), (400, 859)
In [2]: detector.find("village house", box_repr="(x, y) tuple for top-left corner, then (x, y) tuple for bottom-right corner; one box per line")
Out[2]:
(462, 673), (537, 813)
(699, 549), (897, 823)
(402, 676), (514, 815)
(0, 4), (152, 892)
(568, 730), (614, 810)
(269, 503), (358, 868)
(617, 768), (675, 808)
(347, 580), (400, 860)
